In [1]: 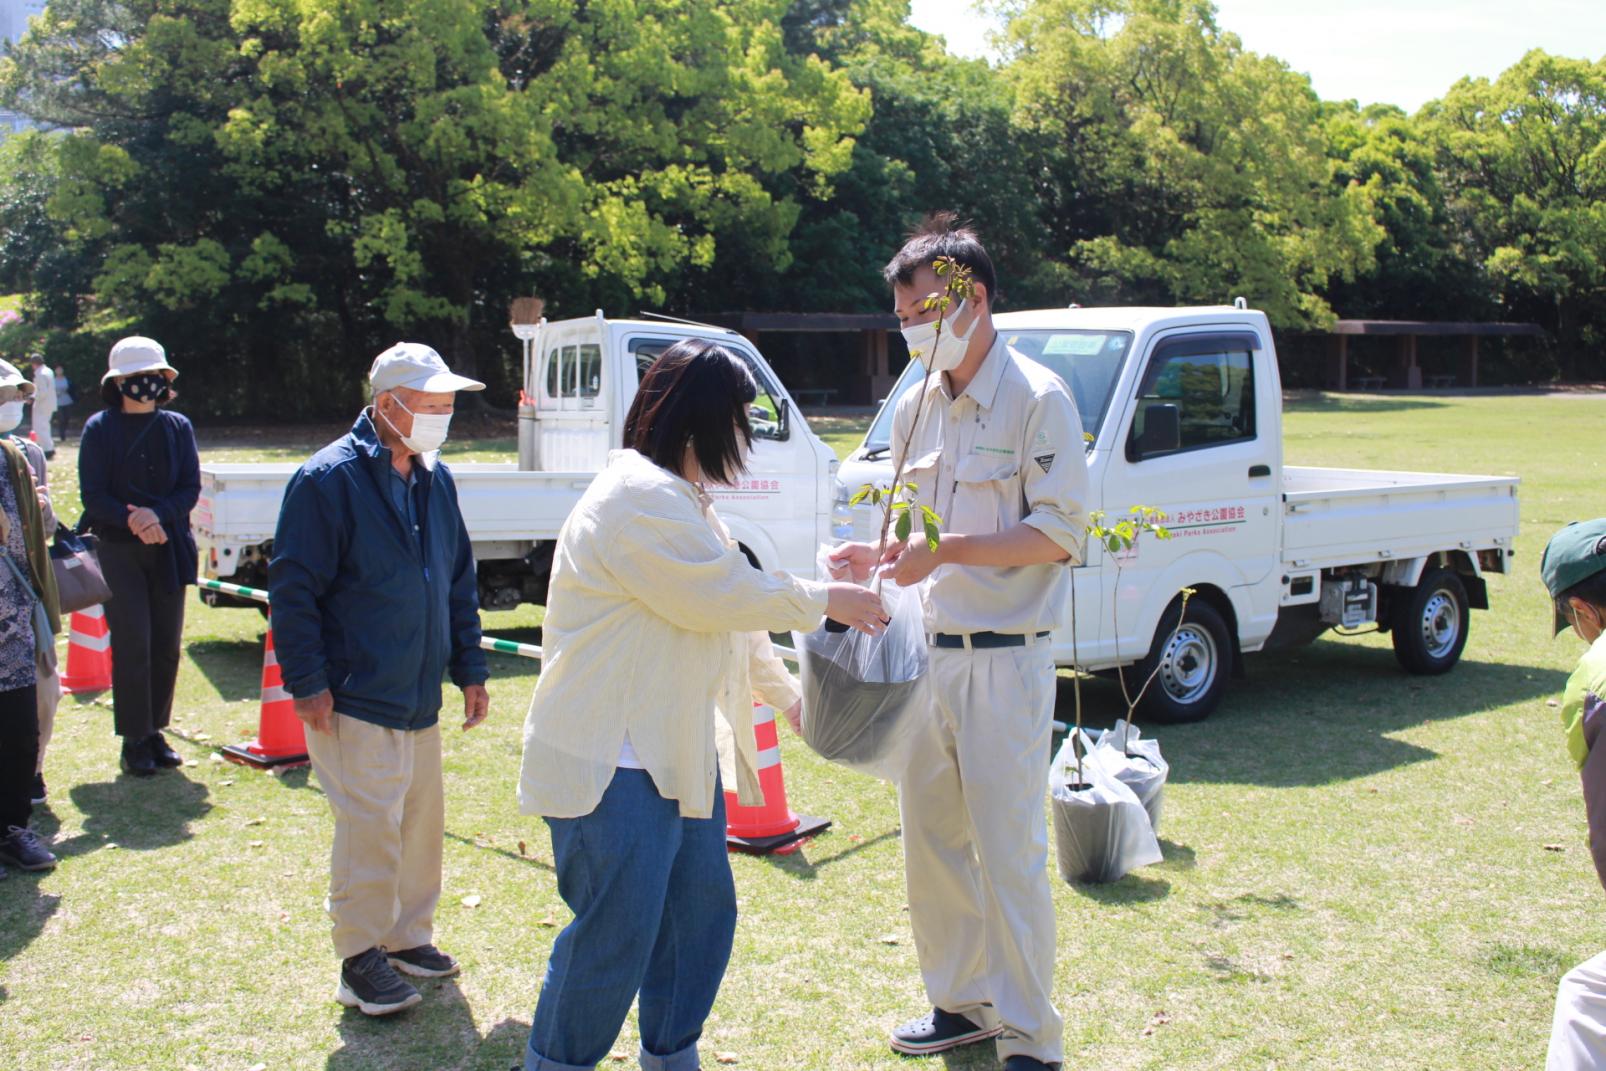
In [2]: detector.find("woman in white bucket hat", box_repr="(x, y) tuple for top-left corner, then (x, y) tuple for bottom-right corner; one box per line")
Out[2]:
(77, 336), (200, 777)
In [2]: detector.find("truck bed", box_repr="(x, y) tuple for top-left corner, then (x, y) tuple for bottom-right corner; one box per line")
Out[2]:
(1280, 466), (1520, 567)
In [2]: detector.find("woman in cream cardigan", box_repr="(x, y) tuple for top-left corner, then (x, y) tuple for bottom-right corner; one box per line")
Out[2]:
(517, 340), (885, 1071)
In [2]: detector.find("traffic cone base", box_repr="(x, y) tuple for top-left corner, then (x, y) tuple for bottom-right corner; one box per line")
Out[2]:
(724, 705), (831, 855)
(61, 605), (113, 694)
(224, 616), (308, 769)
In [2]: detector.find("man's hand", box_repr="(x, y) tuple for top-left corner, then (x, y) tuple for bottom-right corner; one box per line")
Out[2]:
(781, 699), (803, 736)
(886, 538), (945, 587)
(461, 683), (489, 730)
(294, 689), (336, 735)
(826, 541), (877, 582)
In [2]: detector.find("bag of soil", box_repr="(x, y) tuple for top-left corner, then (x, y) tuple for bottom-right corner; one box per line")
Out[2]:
(795, 571), (927, 782)
(1088, 720), (1169, 835)
(1049, 730), (1162, 884)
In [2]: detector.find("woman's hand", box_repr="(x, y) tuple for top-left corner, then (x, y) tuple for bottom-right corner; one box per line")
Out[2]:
(824, 582), (889, 636)
(127, 504), (168, 544)
(781, 699), (803, 735)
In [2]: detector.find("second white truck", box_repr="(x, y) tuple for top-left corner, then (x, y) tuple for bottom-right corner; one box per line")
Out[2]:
(836, 303), (1521, 721)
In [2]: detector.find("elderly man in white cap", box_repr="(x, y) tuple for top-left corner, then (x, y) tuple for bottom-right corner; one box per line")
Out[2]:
(27, 353), (55, 459)
(269, 343), (491, 1016)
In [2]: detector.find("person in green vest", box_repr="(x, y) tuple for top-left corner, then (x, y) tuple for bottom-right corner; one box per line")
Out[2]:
(1542, 518), (1606, 1070)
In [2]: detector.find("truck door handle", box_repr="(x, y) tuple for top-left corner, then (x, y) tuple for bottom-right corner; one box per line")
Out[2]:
(1248, 465), (1271, 478)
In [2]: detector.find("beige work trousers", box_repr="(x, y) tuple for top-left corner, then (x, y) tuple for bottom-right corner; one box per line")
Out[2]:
(899, 641), (1063, 1065)
(305, 713), (444, 961)
(1550, 949), (1606, 1070)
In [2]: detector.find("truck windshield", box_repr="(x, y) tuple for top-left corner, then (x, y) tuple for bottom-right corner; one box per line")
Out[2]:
(861, 329), (1133, 457)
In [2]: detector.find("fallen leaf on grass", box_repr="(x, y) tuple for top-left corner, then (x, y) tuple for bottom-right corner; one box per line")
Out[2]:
(244, 817), (266, 827)
(192, 732), (211, 742)
(1544, 844), (1568, 852)
(209, 754), (226, 765)
(220, 779), (235, 787)
(538, 915), (558, 927)
(248, 840), (264, 848)
(609, 1052), (628, 1063)
(1453, 816), (1474, 827)
(461, 894), (482, 908)
(248, 1064), (267, 1071)
(878, 934), (900, 945)
(715, 1053), (740, 1065)
(278, 912), (290, 922)
(184, 759), (199, 768)
(1548, 699), (1561, 708)
(1141, 1010), (1172, 1037)
(1543, 779), (1555, 786)
(518, 840), (528, 857)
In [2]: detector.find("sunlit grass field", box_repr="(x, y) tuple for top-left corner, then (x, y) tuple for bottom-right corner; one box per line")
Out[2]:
(2, 391), (1601, 1070)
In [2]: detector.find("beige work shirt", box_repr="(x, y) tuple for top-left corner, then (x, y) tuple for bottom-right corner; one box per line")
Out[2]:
(891, 332), (1090, 634)
(518, 450), (829, 820)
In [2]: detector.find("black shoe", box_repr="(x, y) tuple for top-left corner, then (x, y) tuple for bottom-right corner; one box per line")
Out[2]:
(0, 825), (57, 871)
(29, 773), (46, 806)
(148, 732), (183, 768)
(337, 948), (422, 1016)
(386, 943), (460, 978)
(120, 738), (157, 777)
(1002, 1058), (1062, 1071)
(890, 1008), (1002, 1056)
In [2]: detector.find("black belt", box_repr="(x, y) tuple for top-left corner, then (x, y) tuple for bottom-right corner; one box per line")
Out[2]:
(931, 630), (1050, 649)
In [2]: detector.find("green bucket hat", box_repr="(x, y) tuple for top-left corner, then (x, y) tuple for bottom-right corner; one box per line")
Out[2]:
(1541, 518), (1606, 634)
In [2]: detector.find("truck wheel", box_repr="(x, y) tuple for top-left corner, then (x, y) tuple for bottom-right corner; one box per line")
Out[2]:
(1129, 598), (1231, 724)
(1391, 567), (1468, 675)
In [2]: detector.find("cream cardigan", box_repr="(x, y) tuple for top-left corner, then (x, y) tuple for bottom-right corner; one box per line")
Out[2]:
(517, 450), (828, 819)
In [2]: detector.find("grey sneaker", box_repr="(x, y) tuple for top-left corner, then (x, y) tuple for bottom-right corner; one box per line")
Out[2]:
(889, 1007), (1002, 1055)
(0, 826), (57, 871)
(386, 943), (460, 978)
(336, 948), (422, 1016)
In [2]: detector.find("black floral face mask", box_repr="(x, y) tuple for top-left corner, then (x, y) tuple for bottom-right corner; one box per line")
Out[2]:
(119, 372), (170, 403)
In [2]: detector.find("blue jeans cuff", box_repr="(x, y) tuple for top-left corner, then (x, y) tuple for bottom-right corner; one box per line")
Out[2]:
(639, 1040), (700, 1071)
(524, 1046), (596, 1071)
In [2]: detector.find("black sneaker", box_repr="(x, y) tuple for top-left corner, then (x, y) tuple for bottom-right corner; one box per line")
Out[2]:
(386, 944), (460, 978)
(0, 825), (57, 871)
(148, 732), (183, 768)
(337, 948), (422, 1016)
(889, 1008), (1002, 1056)
(120, 737), (157, 777)
(30, 773), (46, 806)
(1002, 1058), (1062, 1071)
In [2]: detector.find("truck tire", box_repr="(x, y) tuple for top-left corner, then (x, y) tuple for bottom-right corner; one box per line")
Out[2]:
(1129, 597), (1232, 724)
(1391, 567), (1469, 675)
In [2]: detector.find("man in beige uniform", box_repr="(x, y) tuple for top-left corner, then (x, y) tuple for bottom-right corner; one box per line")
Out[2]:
(832, 217), (1088, 1071)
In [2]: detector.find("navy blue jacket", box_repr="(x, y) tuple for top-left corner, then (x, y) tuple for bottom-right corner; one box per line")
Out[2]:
(78, 407), (201, 593)
(268, 411), (488, 731)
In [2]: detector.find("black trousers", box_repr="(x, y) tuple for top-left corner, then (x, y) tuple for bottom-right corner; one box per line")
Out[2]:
(0, 683), (39, 830)
(99, 539), (186, 741)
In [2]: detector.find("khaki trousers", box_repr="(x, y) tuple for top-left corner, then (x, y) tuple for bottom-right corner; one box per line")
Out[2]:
(898, 641), (1063, 1065)
(1550, 949), (1606, 1070)
(306, 713), (444, 961)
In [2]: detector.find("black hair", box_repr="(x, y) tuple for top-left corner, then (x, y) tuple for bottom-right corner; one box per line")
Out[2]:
(624, 339), (757, 485)
(1558, 568), (1606, 625)
(882, 211), (999, 306)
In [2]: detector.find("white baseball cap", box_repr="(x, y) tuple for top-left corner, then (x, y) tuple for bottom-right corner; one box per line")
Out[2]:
(369, 342), (485, 394)
(0, 358), (35, 400)
(103, 336), (178, 383)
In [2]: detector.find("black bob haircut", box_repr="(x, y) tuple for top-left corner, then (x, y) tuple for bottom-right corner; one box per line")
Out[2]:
(882, 211), (998, 306)
(624, 338), (758, 486)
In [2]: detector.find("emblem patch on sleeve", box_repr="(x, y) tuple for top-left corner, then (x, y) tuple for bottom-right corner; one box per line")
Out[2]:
(1034, 452), (1055, 473)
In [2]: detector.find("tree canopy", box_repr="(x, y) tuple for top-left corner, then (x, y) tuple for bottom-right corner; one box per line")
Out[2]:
(0, 0), (1599, 414)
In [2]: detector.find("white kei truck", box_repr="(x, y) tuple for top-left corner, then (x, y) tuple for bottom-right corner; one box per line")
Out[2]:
(835, 303), (1522, 722)
(193, 313), (841, 612)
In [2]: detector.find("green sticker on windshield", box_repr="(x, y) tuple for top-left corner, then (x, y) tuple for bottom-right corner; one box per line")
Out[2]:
(1041, 333), (1105, 356)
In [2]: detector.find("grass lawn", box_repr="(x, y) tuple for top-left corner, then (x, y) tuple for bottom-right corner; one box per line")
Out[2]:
(3, 391), (1601, 1070)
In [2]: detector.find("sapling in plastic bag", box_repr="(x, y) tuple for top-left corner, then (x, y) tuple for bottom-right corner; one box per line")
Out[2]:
(795, 558), (926, 782)
(1049, 730), (1162, 884)
(1088, 719), (1169, 834)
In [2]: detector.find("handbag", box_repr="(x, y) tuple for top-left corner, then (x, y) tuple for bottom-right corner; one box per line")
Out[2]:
(50, 523), (112, 613)
(1, 545), (55, 673)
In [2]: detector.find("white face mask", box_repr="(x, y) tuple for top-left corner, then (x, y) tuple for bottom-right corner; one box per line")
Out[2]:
(901, 298), (978, 373)
(380, 394), (452, 456)
(0, 400), (22, 434)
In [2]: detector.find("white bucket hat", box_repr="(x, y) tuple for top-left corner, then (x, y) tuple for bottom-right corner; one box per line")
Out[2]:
(103, 336), (178, 384)
(0, 357), (35, 402)
(369, 342), (485, 394)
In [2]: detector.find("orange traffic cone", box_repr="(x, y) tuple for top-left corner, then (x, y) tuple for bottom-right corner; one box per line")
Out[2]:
(60, 605), (113, 694)
(725, 705), (830, 855)
(222, 614), (308, 768)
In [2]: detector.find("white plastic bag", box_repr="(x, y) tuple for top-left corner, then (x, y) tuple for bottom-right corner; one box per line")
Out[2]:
(795, 553), (927, 782)
(1088, 720), (1169, 834)
(1049, 730), (1163, 884)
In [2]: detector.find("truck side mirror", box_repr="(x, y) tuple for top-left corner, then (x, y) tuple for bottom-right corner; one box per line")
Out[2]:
(1127, 402), (1181, 461)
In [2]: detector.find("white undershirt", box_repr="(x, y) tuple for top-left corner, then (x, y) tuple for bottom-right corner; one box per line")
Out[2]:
(616, 733), (645, 770)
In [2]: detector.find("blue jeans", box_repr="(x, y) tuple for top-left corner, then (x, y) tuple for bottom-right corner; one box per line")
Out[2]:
(525, 769), (737, 1071)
